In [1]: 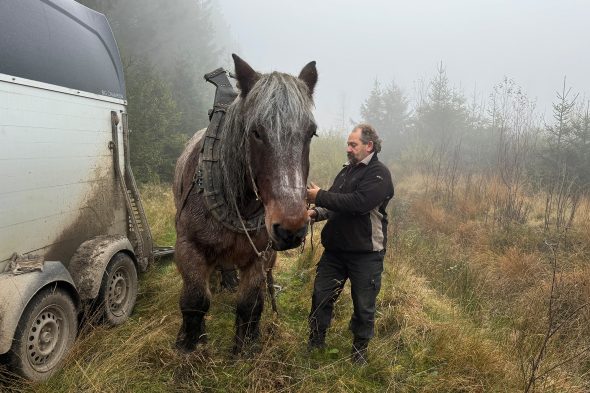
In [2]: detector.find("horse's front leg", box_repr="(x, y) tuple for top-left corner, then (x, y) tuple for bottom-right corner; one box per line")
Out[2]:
(175, 238), (214, 353)
(233, 259), (266, 354)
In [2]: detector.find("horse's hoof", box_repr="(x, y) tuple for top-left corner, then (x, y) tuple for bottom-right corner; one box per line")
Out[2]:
(176, 333), (210, 354)
(175, 341), (196, 354)
(232, 340), (262, 358)
(175, 333), (197, 354)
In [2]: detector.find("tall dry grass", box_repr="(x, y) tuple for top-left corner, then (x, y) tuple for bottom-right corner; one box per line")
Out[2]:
(396, 169), (590, 392)
(139, 183), (177, 247)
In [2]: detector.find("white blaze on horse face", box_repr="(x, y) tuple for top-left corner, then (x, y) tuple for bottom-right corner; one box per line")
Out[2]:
(279, 166), (305, 198)
(272, 139), (306, 202)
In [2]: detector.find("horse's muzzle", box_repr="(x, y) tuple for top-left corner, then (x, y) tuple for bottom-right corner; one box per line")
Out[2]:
(271, 223), (308, 251)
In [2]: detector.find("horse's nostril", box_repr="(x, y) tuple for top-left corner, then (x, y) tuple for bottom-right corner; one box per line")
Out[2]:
(273, 223), (289, 241)
(294, 225), (307, 239)
(273, 223), (307, 243)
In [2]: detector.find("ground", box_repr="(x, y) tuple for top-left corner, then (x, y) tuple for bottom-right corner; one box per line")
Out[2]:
(2, 178), (589, 392)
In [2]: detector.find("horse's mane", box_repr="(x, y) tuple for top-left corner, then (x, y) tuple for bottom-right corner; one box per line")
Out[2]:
(219, 71), (315, 206)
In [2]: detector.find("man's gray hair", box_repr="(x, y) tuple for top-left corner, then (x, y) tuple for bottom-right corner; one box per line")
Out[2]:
(355, 123), (382, 153)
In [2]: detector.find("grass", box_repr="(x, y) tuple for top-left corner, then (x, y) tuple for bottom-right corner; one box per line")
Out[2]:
(3, 158), (590, 391)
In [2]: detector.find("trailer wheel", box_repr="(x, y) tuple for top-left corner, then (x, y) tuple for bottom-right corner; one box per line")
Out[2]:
(8, 287), (77, 381)
(97, 253), (138, 326)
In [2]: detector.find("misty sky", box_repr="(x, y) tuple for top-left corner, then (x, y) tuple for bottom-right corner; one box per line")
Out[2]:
(216, 0), (590, 131)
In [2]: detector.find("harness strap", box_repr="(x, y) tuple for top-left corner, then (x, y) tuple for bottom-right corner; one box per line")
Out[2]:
(176, 67), (266, 234)
(175, 109), (225, 225)
(176, 68), (235, 225)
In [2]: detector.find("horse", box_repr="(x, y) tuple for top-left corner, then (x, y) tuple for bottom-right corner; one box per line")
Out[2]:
(173, 54), (318, 354)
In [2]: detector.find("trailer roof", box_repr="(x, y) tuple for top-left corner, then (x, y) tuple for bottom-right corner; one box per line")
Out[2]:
(0, 0), (126, 100)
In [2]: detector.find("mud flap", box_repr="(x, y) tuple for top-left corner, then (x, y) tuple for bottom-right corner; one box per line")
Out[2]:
(68, 235), (135, 301)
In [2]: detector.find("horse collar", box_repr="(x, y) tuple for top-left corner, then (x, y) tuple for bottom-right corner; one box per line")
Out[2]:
(194, 68), (265, 234)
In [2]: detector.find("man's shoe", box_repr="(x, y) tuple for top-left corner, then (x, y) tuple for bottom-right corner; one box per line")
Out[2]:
(307, 340), (326, 352)
(351, 337), (369, 365)
(307, 331), (326, 352)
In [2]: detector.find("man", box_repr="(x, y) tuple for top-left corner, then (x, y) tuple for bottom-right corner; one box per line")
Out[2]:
(306, 123), (394, 364)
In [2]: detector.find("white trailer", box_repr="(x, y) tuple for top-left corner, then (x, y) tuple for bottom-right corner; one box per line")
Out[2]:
(0, 0), (161, 381)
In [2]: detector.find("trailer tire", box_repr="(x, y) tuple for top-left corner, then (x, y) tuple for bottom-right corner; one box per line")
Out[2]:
(8, 286), (78, 381)
(97, 253), (138, 326)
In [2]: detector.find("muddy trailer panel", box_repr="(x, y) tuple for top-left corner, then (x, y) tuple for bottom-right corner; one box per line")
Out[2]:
(0, 0), (153, 381)
(0, 75), (129, 267)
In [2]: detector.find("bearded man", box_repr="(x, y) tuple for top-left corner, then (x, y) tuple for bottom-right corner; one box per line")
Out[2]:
(306, 123), (394, 364)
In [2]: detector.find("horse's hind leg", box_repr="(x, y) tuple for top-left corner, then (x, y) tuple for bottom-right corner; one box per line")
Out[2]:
(233, 260), (265, 354)
(175, 239), (214, 353)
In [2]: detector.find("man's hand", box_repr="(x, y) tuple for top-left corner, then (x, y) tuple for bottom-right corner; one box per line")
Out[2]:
(307, 208), (317, 220)
(306, 182), (320, 204)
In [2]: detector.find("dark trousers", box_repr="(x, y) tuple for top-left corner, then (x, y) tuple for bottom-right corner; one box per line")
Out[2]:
(309, 250), (384, 340)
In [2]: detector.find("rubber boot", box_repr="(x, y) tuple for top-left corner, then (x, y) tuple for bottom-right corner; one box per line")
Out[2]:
(351, 337), (369, 365)
(307, 330), (326, 351)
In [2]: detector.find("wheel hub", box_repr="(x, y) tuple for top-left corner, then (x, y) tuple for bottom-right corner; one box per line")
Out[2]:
(27, 309), (62, 368)
(108, 270), (129, 314)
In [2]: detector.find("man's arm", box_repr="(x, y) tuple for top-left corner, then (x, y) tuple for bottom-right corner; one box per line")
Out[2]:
(307, 182), (332, 221)
(315, 166), (393, 214)
(311, 206), (331, 221)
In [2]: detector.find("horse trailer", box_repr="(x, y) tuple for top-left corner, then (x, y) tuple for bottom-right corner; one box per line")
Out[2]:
(0, 0), (169, 381)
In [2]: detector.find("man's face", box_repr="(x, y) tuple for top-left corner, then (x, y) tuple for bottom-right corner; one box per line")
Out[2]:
(347, 128), (373, 164)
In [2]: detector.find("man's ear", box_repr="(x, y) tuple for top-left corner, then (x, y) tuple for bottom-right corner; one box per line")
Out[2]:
(366, 140), (374, 153)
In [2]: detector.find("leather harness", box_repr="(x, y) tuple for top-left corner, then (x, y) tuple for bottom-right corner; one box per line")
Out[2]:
(176, 68), (265, 234)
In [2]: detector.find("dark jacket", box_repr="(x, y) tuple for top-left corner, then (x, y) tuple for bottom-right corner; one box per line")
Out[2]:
(314, 153), (394, 252)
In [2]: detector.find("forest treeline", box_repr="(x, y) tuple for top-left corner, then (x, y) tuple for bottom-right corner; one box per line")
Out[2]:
(356, 67), (590, 389)
(80, 0), (232, 182)
(81, 0), (589, 231)
(361, 65), (590, 232)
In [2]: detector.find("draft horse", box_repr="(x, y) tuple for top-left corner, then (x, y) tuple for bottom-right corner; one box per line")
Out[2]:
(173, 54), (318, 353)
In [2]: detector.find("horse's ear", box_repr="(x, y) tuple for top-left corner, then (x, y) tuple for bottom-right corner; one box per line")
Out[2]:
(298, 61), (318, 97)
(232, 54), (259, 97)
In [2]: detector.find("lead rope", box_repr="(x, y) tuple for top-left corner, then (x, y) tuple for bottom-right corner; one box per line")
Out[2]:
(310, 218), (315, 252)
(233, 198), (271, 260)
(247, 158), (261, 201)
(299, 204), (316, 254)
(245, 135), (262, 201)
(233, 193), (277, 314)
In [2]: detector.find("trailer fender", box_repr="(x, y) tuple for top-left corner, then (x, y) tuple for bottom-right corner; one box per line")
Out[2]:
(0, 261), (78, 355)
(69, 235), (135, 302)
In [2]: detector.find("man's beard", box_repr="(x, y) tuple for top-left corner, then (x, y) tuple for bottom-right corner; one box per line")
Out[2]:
(347, 152), (358, 164)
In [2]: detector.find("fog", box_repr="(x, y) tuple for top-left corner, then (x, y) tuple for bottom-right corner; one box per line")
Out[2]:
(216, 0), (590, 130)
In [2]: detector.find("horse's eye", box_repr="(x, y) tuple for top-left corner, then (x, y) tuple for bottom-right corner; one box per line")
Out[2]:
(252, 129), (262, 141)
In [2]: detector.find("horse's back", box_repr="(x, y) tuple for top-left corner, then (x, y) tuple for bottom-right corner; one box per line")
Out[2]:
(173, 128), (206, 208)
